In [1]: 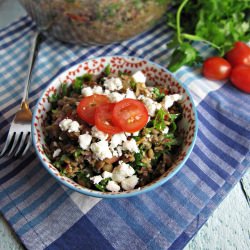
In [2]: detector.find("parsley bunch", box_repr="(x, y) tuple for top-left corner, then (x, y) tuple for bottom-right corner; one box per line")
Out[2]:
(167, 0), (250, 72)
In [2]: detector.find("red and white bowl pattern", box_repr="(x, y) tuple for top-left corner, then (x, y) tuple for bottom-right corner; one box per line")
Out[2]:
(32, 56), (198, 198)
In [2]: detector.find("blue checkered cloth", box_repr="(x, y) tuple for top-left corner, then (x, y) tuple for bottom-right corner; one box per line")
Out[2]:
(0, 16), (249, 250)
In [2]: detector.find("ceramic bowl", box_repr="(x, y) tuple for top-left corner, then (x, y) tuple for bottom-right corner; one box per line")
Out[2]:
(32, 56), (198, 198)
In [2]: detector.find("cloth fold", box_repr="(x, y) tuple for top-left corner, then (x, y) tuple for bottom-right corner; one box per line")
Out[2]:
(0, 16), (249, 250)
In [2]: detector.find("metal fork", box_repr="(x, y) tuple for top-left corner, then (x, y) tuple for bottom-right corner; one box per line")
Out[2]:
(0, 32), (41, 157)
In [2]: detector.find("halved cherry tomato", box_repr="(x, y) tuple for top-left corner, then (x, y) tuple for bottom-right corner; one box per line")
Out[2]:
(95, 103), (123, 134)
(202, 57), (232, 80)
(230, 65), (250, 93)
(77, 94), (110, 125)
(112, 99), (149, 133)
(225, 42), (250, 67)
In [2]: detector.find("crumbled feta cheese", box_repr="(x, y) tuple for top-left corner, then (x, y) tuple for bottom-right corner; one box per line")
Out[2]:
(111, 146), (123, 157)
(59, 118), (73, 131)
(118, 161), (135, 176)
(162, 126), (169, 134)
(79, 134), (92, 150)
(122, 139), (139, 153)
(163, 94), (182, 109)
(133, 131), (139, 136)
(125, 89), (136, 99)
(102, 171), (113, 179)
(104, 77), (123, 91)
(68, 121), (80, 133)
(59, 119), (80, 133)
(91, 126), (109, 141)
(90, 175), (103, 184)
(90, 141), (113, 160)
(132, 71), (146, 84)
(112, 161), (135, 183)
(108, 92), (125, 102)
(121, 175), (139, 191)
(106, 180), (120, 192)
(92, 86), (103, 94)
(104, 89), (111, 95)
(110, 133), (127, 148)
(53, 148), (61, 158)
(81, 86), (93, 96)
(139, 96), (161, 116)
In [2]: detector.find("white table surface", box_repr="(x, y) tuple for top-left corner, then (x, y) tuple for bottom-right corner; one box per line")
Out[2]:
(0, 1), (249, 249)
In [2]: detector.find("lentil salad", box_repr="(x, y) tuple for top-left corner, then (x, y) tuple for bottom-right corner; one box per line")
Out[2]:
(44, 66), (183, 192)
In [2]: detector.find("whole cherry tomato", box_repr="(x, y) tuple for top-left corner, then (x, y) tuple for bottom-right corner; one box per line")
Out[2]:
(225, 42), (250, 67)
(230, 65), (250, 93)
(202, 57), (232, 80)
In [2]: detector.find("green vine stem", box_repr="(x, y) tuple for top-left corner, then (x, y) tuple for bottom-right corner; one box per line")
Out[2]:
(176, 0), (189, 44)
(176, 0), (221, 51)
(182, 33), (221, 50)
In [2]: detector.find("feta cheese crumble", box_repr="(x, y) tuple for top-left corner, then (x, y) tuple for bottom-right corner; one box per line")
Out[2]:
(79, 134), (92, 150)
(90, 140), (113, 160)
(132, 71), (146, 84)
(104, 77), (123, 91)
(81, 86), (93, 96)
(163, 94), (182, 109)
(108, 92), (125, 102)
(162, 126), (169, 134)
(59, 118), (80, 133)
(122, 139), (139, 153)
(91, 126), (109, 141)
(125, 89), (136, 99)
(68, 121), (80, 133)
(121, 175), (139, 191)
(53, 149), (61, 158)
(110, 133), (127, 148)
(106, 180), (120, 192)
(139, 95), (161, 116)
(102, 171), (113, 179)
(112, 161), (135, 183)
(90, 175), (103, 184)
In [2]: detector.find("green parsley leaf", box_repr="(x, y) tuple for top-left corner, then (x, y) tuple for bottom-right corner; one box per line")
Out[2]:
(104, 64), (111, 76)
(153, 87), (165, 102)
(95, 178), (112, 191)
(153, 108), (167, 131)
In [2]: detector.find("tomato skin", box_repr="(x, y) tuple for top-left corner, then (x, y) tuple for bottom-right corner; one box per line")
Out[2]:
(77, 94), (110, 125)
(112, 99), (149, 133)
(225, 42), (250, 67)
(202, 57), (232, 80)
(230, 65), (250, 93)
(95, 103), (123, 134)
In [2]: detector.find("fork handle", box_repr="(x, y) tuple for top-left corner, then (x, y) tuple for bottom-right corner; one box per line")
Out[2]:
(21, 32), (41, 103)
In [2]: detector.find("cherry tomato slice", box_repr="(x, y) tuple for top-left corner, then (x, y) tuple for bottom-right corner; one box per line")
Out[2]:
(77, 94), (110, 125)
(230, 65), (250, 93)
(112, 99), (149, 133)
(225, 42), (250, 67)
(95, 103), (123, 134)
(202, 57), (232, 81)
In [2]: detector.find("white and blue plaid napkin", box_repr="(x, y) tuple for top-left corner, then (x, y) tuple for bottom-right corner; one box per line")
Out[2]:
(0, 16), (249, 250)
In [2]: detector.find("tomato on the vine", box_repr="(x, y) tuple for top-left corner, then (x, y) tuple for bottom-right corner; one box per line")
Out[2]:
(225, 42), (250, 67)
(95, 103), (123, 134)
(230, 65), (250, 93)
(112, 99), (149, 133)
(202, 57), (232, 81)
(77, 94), (110, 125)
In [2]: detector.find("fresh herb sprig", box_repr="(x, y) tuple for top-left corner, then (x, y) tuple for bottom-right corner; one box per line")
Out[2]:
(167, 0), (250, 72)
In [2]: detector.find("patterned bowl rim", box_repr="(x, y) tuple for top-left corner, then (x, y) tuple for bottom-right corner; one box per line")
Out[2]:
(32, 55), (198, 198)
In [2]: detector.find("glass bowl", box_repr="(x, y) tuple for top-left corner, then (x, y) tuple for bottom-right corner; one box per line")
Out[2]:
(19, 0), (170, 45)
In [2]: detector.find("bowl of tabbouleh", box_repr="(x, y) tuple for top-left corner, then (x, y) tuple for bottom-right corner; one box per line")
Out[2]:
(32, 56), (198, 198)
